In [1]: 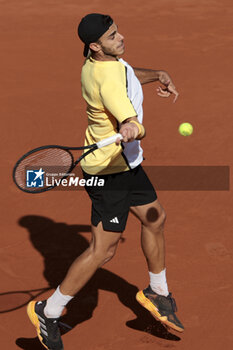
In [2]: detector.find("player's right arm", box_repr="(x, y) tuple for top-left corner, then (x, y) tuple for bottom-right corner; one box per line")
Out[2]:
(99, 65), (145, 143)
(119, 116), (146, 143)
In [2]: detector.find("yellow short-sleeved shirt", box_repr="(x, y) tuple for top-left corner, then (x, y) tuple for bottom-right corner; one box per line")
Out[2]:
(80, 57), (137, 175)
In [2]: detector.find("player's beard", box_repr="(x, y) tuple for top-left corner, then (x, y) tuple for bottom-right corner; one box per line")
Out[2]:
(101, 41), (125, 58)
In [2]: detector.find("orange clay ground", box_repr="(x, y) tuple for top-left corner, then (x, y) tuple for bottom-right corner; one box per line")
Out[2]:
(0, 1), (233, 349)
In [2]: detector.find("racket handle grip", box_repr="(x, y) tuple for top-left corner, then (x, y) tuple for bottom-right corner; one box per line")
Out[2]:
(96, 133), (123, 149)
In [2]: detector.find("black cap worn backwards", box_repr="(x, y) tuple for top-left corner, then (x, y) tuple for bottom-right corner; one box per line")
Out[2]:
(78, 13), (113, 57)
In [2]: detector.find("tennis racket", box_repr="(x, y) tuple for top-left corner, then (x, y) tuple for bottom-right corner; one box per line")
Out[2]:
(13, 133), (123, 194)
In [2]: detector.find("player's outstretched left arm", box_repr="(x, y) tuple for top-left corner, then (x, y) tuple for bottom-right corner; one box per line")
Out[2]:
(133, 67), (179, 103)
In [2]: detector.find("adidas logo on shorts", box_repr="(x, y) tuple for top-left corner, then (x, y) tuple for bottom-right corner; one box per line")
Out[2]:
(110, 217), (119, 224)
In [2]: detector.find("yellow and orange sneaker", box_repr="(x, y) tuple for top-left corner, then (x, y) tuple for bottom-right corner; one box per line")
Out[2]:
(136, 286), (184, 333)
(27, 300), (64, 350)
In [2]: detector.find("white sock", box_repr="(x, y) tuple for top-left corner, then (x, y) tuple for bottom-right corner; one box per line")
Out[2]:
(149, 269), (169, 297)
(44, 286), (74, 318)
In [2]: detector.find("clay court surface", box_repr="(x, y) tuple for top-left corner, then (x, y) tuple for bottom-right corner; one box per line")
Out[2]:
(1, 0), (233, 349)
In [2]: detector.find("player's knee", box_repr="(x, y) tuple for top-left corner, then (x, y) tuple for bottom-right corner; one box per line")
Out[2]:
(102, 244), (117, 265)
(159, 209), (166, 226)
(94, 244), (118, 266)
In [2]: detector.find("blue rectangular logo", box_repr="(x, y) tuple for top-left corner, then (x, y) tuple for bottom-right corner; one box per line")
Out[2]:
(26, 169), (45, 188)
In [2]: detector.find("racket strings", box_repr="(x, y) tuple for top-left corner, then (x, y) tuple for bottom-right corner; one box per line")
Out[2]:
(14, 148), (73, 191)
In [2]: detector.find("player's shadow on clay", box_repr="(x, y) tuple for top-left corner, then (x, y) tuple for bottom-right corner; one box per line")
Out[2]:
(15, 215), (180, 349)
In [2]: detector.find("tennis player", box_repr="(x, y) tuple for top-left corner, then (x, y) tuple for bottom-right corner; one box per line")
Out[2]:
(27, 13), (184, 350)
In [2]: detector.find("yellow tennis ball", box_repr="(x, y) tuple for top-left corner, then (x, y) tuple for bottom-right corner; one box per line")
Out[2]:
(178, 122), (193, 136)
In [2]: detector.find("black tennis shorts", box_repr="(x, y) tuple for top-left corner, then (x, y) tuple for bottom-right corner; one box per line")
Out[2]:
(83, 165), (157, 232)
